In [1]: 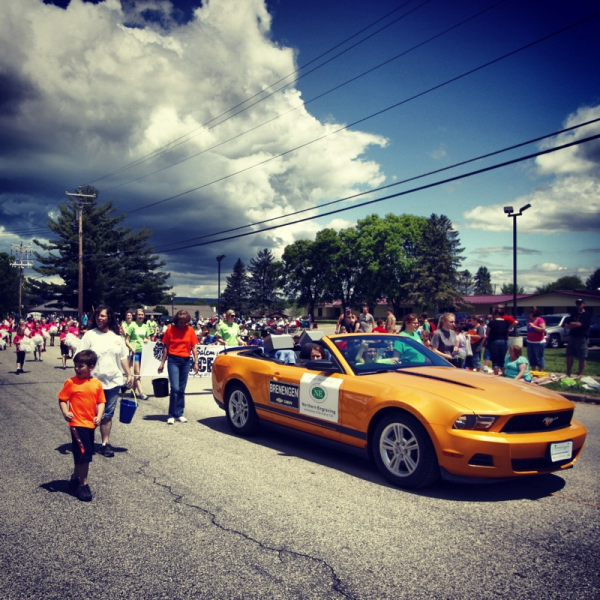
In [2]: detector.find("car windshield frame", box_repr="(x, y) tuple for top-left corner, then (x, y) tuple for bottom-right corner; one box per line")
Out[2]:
(327, 333), (452, 375)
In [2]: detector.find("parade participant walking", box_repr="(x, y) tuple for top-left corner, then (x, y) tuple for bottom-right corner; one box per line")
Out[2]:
(157, 310), (199, 424)
(59, 324), (70, 369)
(399, 314), (423, 343)
(146, 314), (159, 341)
(78, 305), (133, 457)
(215, 309), (245, 346)
(57, 350), (105, 502)
(125, 308), (150, 400)
(13, 323), (29, 374)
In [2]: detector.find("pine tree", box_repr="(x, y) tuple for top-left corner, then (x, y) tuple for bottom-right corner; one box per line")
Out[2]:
(457, 270), (474, 295)
(586, 268), (600, 291)
(247, 249), (282, 314)
(0, 252), (20, 316)
(473, 266), (493, 295)
(221, 258), (250, 317)
(33, 186), (170, 314)
(409, 214), (464, 312)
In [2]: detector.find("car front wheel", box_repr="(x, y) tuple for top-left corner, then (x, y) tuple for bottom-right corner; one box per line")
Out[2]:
(372, 413), (439, 489)
(225, 383), (258, 436)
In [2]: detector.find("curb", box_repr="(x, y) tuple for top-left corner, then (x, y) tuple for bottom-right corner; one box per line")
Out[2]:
(558, 391), (600, 405)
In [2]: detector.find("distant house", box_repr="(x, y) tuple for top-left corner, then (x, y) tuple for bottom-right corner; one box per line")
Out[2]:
(463, 290), (600, 316)
(312, 289), (600, 321)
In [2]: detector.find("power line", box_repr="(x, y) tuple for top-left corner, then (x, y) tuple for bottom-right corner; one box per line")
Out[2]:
(149, 117), (600, 253)
(122, 10), (599, 216)
(72, 130), (598, 263)
(159, 132), (600, 254)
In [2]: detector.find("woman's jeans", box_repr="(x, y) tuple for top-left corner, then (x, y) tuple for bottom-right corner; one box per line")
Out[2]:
(167, 355), (192, 418)
(489, 339), (508, 369)
(527, 341), (545, 369)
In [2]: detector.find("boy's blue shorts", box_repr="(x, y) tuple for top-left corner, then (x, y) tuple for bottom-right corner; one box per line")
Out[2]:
(70, 426), (95, 464)
(133, 352), (142, 363)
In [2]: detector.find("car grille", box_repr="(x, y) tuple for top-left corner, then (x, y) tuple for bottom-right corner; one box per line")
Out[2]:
(501, 409), (573, 433)
(512, 456), (574, 472)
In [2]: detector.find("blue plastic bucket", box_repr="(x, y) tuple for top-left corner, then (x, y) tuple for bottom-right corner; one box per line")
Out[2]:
(119, 398), (138, 424)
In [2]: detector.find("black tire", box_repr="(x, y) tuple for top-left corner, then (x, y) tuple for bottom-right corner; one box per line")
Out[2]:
(548, 334), (561, 349)
(225, 383), (258, 436)
(372, 412), (439, 489)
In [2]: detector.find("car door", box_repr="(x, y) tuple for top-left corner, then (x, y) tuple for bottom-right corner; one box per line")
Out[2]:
(251, 359), (343, 442)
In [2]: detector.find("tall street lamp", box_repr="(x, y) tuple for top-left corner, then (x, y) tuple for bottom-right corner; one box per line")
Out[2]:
(216, 254), (226, 320)
(504, 203), (531, 318)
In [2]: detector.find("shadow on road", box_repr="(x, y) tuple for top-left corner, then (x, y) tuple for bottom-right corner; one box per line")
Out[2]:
(199, 415), (568, 502)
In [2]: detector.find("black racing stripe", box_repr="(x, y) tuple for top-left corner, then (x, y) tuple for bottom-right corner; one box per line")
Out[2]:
(257, 403), (367, 440)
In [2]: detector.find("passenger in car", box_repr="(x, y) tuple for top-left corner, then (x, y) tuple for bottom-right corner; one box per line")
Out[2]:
(355, 342), (399, 365)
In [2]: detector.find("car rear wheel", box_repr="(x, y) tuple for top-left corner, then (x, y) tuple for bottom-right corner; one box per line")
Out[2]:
(547, 334), (561, 349)
(372, 413), (439, 489)
(225, 383), (258, 436)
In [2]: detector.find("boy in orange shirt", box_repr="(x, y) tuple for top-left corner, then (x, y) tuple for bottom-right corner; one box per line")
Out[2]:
(58, 349), (105, 502)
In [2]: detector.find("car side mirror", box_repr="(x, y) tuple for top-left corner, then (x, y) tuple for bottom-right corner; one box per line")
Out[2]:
(305, 359), (339, 372)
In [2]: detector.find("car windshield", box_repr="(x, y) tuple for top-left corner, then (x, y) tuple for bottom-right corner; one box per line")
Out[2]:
(329, 334), (451, 374)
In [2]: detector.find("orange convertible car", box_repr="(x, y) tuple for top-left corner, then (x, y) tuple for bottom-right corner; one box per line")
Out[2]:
(211, 333), (587, 489)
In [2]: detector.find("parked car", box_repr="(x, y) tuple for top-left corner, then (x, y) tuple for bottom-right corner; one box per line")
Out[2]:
(516, 313), (570, 348)
(212, 332), (587, 489)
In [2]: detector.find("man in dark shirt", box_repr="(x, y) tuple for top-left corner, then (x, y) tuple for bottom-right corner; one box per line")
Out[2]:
(565, 299), (592, 378)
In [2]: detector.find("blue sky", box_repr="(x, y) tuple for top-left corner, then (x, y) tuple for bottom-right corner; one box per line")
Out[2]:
(1, 0), (599, 298)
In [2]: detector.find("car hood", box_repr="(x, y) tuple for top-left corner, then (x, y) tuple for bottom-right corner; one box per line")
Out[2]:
(363, 367), (573, 414)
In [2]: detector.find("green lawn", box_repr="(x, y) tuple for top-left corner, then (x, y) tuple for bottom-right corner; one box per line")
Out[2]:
(542, 347), (600, 377)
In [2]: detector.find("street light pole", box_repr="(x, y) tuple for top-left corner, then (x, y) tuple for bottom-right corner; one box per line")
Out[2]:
(216, 254), (226, 320)
(504, 203), (531, 318)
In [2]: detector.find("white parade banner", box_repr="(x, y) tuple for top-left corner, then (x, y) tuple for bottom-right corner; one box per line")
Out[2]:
(140, 342), (224, 378)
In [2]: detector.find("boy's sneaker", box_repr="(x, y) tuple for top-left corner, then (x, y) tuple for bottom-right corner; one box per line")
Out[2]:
(139, 394), (149, 400)
(99, 443), (115, 457)
(69, 476), (80, 492)
(77, 484), (93, 502)
(167, 417), (175, 425)
(177, 416), (188, 423)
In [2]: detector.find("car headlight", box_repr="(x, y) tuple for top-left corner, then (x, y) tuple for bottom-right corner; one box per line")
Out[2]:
(453, 415), (498, 431)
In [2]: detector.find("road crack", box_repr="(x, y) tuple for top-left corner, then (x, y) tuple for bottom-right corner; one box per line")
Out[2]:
(136, 461), (355, 599)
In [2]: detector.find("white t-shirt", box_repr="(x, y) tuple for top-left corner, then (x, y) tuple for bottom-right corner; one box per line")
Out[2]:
(79, 328), (128, 389)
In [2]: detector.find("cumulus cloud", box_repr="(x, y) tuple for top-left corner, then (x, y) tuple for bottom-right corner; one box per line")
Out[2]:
(463, 104), (600, 234)
(0, 0), (387, 295)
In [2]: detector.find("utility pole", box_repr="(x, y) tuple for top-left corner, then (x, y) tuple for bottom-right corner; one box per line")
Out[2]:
(10, 242), (33, 318)
(65, 190), (96, 319)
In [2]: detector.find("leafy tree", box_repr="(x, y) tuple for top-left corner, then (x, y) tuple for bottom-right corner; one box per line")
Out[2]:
(0, 252), (20, 316)
(457, 270), (474, 295)
(352, 214), (426, 316)
(586, 268), (600, 291)
(221, 258), (250, 316)
(473, 266), (493, 295)
(409, 214), (464, 312)
(248, 249), (282, 314)
(33, 186), (170, 315)
(316, 227), (363, 310)
(501, 282), (525, 295)
(536, 275), (584, 294)
(281, 237), (339, 317)
(154, 305), (168, 315)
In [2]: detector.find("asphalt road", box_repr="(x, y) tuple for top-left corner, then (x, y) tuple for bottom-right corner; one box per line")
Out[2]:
(0, 345), (598, 600)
